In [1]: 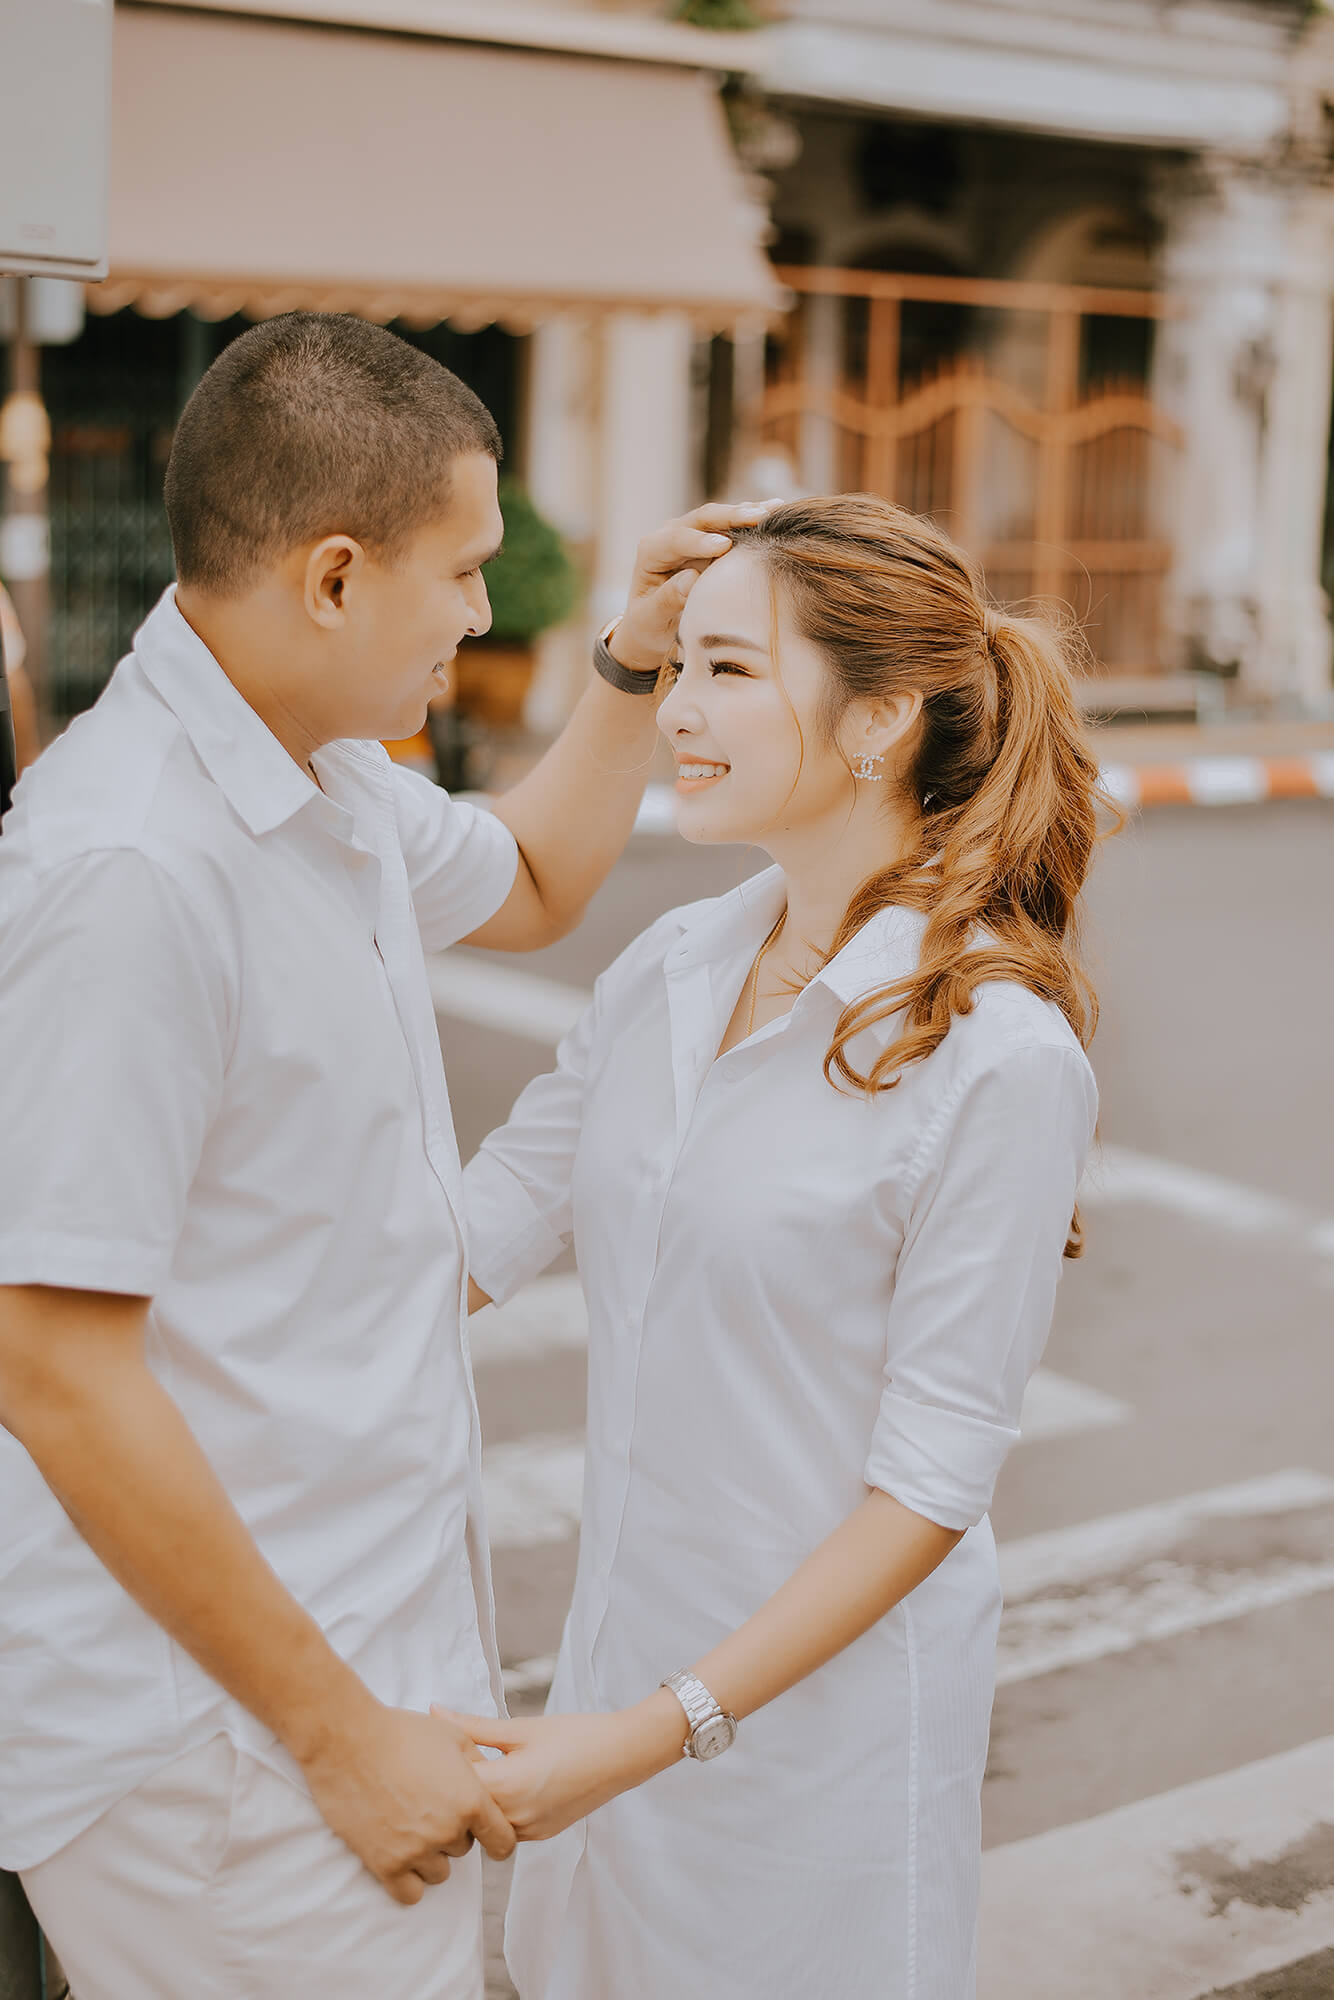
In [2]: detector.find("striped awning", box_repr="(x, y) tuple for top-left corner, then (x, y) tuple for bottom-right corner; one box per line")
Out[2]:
(92, 4), (783, 333)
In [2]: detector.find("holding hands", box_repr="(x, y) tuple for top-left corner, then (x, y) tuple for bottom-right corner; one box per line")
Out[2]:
(433, 1692), (689, 1843)
(298, 1698), (518, 1903)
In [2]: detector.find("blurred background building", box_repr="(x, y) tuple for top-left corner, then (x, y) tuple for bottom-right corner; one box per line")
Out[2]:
(6, 0), (1334, 742)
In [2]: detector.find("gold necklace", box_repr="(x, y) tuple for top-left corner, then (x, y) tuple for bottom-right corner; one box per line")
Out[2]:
(744, 912), (788, 1038)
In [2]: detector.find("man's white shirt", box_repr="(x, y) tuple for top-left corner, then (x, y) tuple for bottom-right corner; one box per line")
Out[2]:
(0, 589), (519, 1868)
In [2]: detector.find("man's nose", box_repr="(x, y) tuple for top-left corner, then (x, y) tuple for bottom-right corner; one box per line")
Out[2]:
(465, 576), (493, 639)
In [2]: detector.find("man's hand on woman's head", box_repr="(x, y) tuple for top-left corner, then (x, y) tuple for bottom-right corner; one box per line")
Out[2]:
(610, 501), (779, 677)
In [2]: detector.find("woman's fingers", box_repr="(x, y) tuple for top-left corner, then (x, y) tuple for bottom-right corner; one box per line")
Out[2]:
(431, 1703), (530, 1753)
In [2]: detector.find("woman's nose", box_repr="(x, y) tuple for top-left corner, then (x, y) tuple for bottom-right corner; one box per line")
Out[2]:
(656, 680), (700, 739)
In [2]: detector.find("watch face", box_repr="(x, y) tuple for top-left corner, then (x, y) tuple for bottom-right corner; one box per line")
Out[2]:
(692, 1715), (737, 1761)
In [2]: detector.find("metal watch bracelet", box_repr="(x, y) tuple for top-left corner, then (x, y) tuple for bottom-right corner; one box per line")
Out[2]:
(661, 1669), (739, 1762)
(592, 617), (664, 696)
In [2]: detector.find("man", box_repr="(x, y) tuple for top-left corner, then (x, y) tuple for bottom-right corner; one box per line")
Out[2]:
(0, 579), (40, 780)
(0, 312), (761, 1997)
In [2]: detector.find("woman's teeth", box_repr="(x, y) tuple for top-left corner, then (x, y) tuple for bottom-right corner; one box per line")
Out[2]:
(678, 763), (729, 781)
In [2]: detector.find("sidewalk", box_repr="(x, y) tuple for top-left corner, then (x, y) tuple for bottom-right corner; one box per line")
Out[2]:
(979, 1737), (1334, 2000)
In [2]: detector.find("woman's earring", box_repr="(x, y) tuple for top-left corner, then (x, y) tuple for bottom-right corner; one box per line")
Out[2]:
(854, 752), (886, 782)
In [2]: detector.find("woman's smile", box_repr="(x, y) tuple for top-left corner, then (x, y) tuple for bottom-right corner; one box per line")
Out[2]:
(674, 758), (731, 792)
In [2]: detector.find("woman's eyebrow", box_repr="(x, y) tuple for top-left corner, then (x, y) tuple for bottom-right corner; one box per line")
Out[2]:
(694, 632), (767, 652)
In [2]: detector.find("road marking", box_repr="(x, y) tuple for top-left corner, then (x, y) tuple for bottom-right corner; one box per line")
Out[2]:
(496, 1472), (1334, 1704)
(996, 1469), (1334, 1686)
(481, 1366), (1130, 1563)
(1083, 1144), (1334, 1265)
(489, 1457), (1334, 1700)
(502, 1653), (560, 1701)
(1018, 1367), (1130, 1441)
(473, 1278), (1132, 1451)
(979, 1735), (1334, 2000)
(427, 953), (588, 1046)
(483, 1430), (585, 1550)
(432, 957), (1334, 1275)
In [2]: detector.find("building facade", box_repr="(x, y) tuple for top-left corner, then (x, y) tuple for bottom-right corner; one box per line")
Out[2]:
(736, 0), (1334, 717)
(4, 0), (1334, 726)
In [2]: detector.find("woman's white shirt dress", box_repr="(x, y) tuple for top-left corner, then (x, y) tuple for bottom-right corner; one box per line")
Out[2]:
(463, 863), (1097, 2000)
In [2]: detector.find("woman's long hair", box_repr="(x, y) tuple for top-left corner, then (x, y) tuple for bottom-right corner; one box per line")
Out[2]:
(731, 495), (1110, 1257)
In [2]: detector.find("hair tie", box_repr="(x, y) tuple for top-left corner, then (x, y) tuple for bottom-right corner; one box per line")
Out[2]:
(982, 607), (1003, 650)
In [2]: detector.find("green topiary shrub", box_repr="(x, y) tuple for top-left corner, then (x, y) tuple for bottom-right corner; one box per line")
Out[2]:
(674, 0), (764, 27)
(484, 482), (579, 643)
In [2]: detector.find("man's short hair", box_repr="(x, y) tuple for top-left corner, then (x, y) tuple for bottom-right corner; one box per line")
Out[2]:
(164, 312), (502, 596)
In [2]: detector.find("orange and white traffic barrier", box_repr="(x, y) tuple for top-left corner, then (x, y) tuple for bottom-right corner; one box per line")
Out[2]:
(1100, 752), (1334, 810)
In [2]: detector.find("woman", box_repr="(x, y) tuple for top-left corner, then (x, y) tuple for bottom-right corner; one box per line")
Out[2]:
(455, 496), (1104, 1999)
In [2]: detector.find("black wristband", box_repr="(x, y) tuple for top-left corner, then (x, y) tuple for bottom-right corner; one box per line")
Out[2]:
(593, 621), (663, 696)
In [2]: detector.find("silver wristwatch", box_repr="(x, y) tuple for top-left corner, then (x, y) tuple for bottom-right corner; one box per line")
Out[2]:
(661, 1669), (738, 1762)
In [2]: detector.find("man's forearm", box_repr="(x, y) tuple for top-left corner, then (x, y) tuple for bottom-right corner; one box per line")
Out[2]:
(482, 501), (771, 935)
(488, 669), (661, 934)
(0, 1291), (368, 1764)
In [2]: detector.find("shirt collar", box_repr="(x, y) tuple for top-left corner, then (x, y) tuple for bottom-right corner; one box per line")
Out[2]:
(133, 586), (327, 839)
(664, 863), (790, 971)
(668, 862), (929, 1030)
(811, 902), (928, 1011)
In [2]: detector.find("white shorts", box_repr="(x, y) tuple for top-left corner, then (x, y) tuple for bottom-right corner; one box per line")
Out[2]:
(20, 1733), (484, 2000)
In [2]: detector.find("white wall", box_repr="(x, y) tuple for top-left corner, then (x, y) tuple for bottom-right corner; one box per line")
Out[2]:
(522, 308), (695, 732)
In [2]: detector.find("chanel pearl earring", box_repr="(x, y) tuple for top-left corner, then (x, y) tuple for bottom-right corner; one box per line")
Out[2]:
(854, 752), (885, 782)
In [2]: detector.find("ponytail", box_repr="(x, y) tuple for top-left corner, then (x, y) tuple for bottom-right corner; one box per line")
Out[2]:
(732, 497), (1111, 1260)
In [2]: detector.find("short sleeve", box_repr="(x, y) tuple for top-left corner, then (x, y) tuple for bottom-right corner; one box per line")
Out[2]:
(390, 763), (519, 953)
(0, 850), (228, 1296)
(865, 1042), (1097, 1532)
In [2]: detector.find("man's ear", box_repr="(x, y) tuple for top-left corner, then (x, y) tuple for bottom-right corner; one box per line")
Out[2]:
(303, 536), (362, 628)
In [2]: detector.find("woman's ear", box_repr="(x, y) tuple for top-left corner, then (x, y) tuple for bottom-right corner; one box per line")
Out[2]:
(851, 689), (923, 767)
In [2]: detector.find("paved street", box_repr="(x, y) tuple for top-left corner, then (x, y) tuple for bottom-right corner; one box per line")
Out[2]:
(436, 795), (1334, 2000)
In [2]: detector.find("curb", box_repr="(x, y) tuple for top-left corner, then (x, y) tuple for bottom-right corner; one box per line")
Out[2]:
(1100, 752), (1334, 811)
(631, 757), (1334, 834)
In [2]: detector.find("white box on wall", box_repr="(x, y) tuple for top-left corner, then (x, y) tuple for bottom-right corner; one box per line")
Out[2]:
(0, 0), (112, 282)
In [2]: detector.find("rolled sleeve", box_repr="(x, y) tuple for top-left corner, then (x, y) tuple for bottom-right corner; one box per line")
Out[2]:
(462, 997), (597, 1306)
(865, 1041), (1097, 1531)
(391, 763), (520, 953)
(0, 850), (228, 1297)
